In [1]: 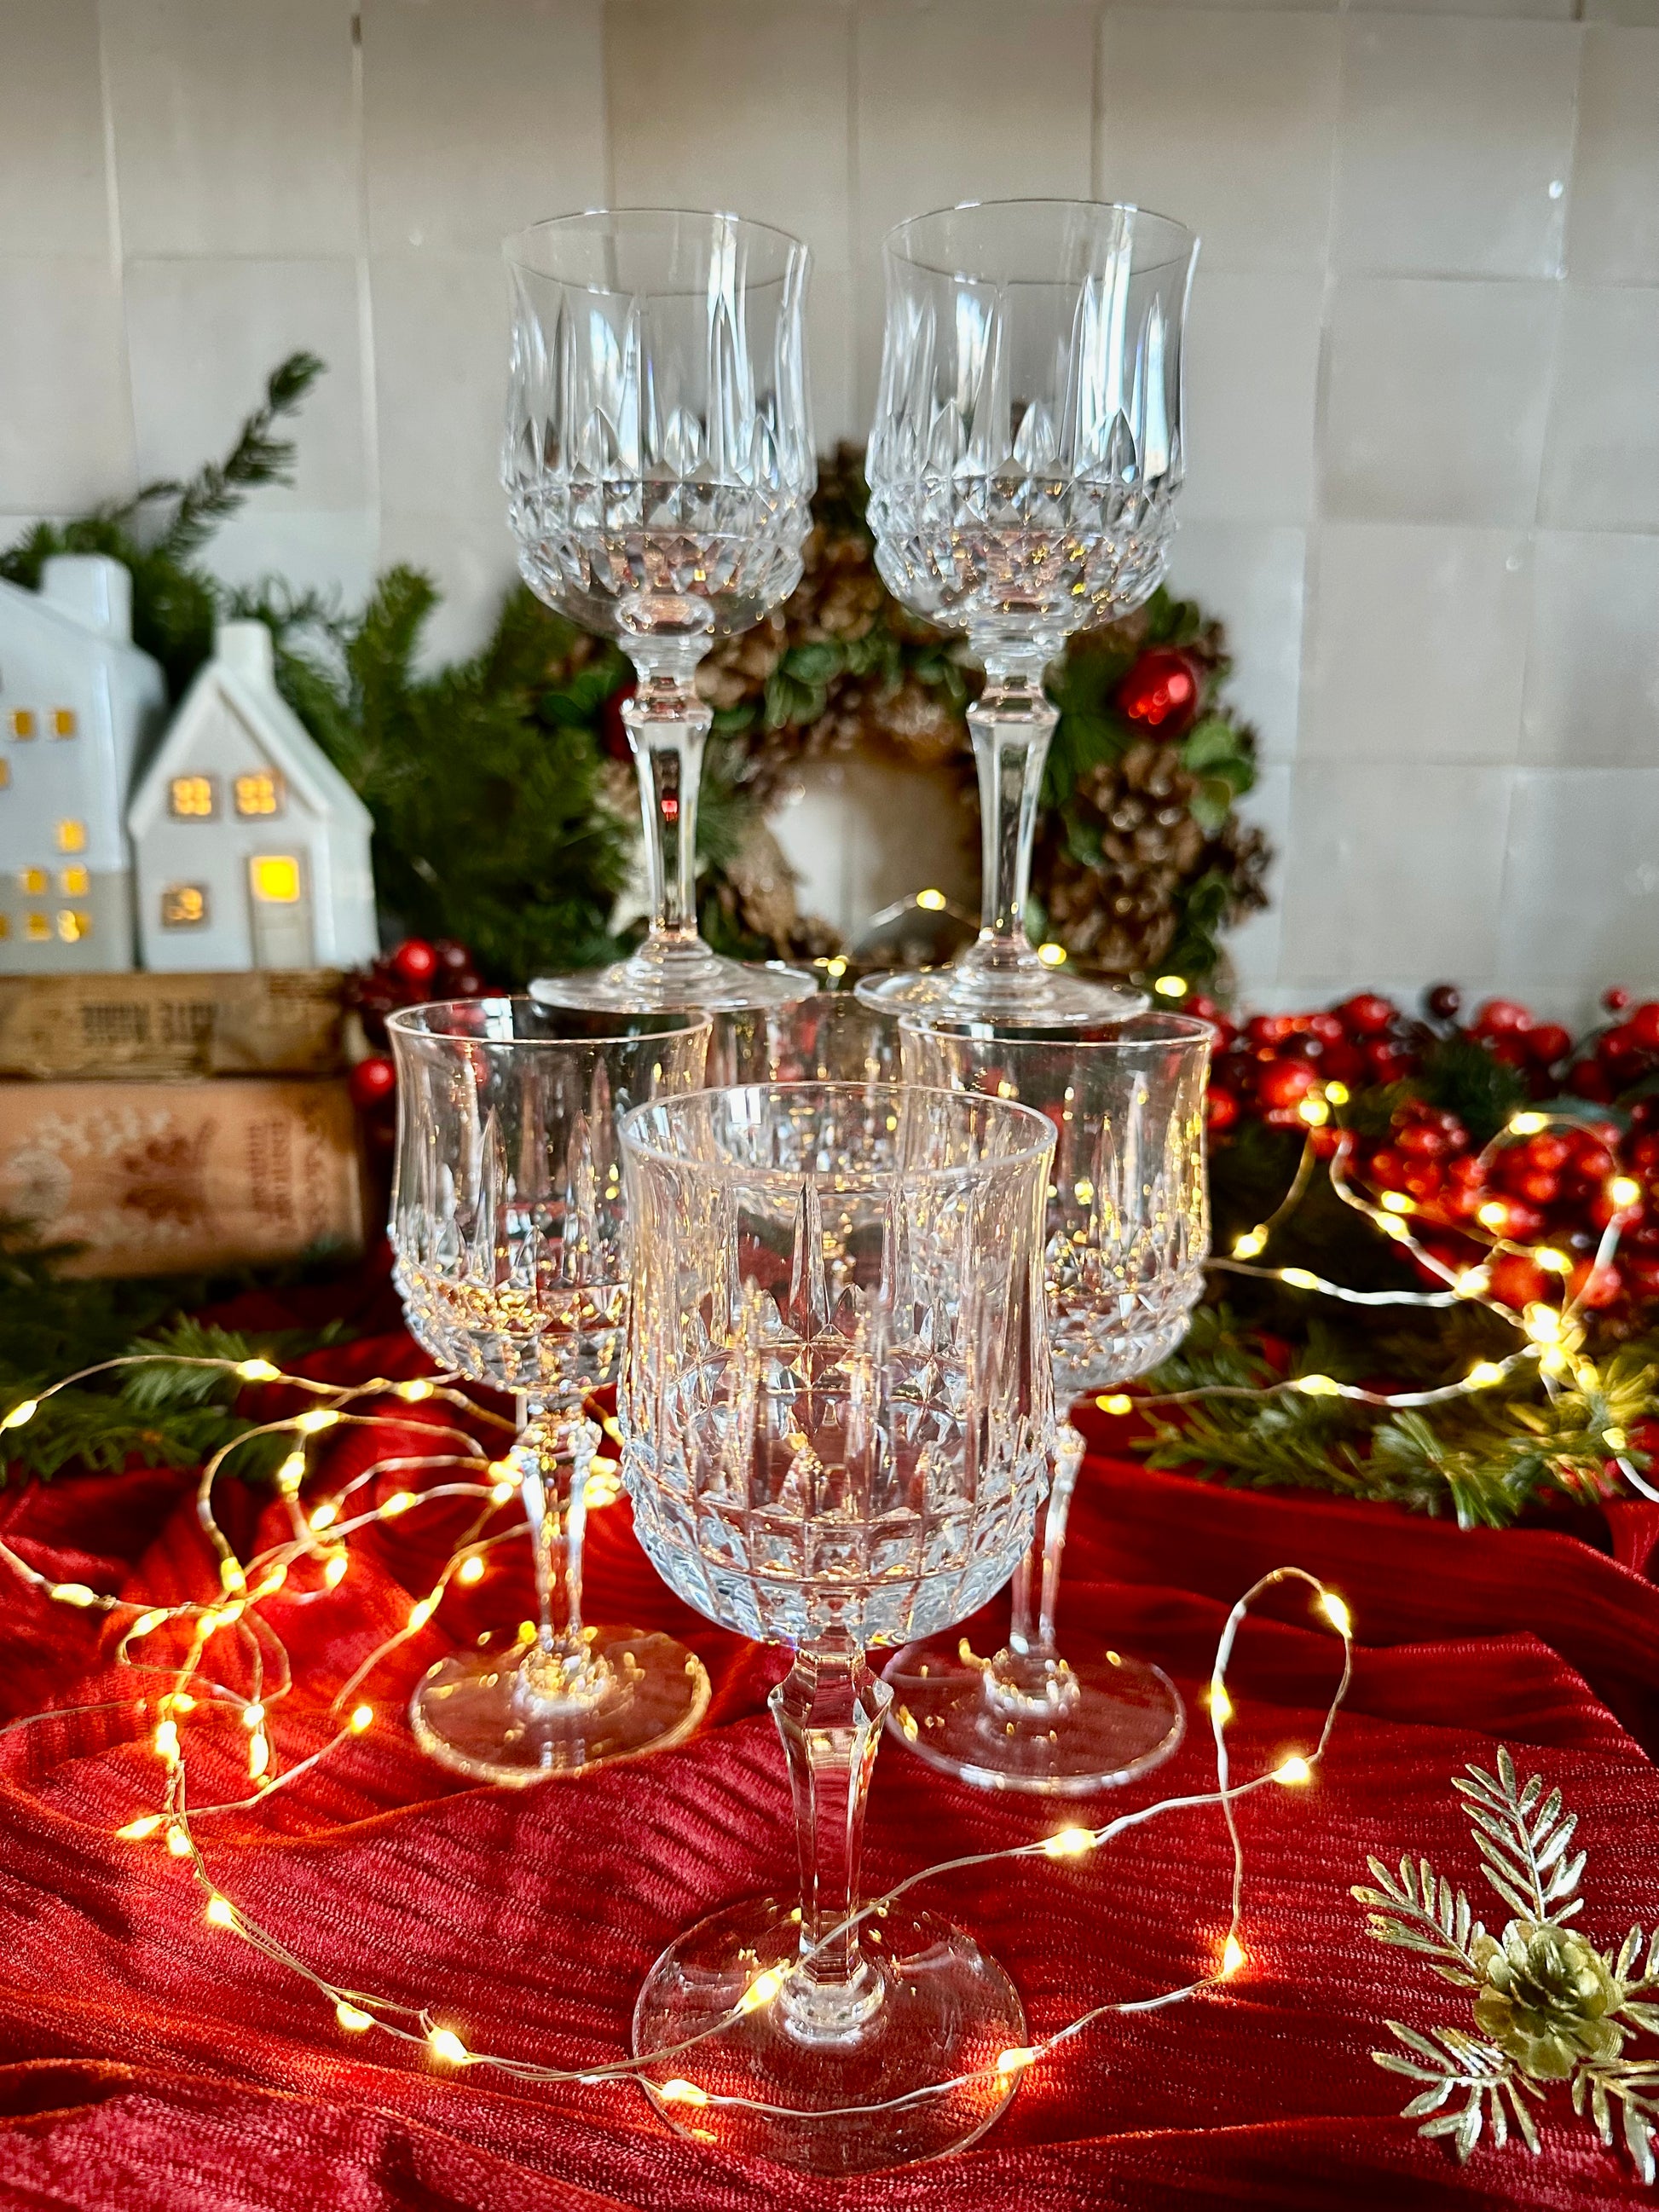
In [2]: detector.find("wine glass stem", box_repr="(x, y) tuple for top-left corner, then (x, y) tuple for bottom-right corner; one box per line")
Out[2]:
(770, 1632), (890, 2045)
(517, 1398), (600, 1698)
(989, 1418), (1085, 1718)
(962, 660), (1057, 979)
(623, 647), (714, 955)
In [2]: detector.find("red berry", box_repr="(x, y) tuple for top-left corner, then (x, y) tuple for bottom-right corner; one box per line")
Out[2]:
(1569, 1061), (1617, 1102)
(1205, 1086), (1240, 1133)
(1630, 1003), (1659, 1052)
(392, 938), (439, 985)
(1624, 1256), (1659, 1300)
(1363, 1041), (1409, 1081)
(1570, 1259), (1624, 1309)
(1257, 1060), (1318, 1110)
(1512, 1169), (1561, 1208)
(1317, 1040), (1367, 1083)
(1397, 1123), (1451, 1159)
(1526, 1024), (1572, 1066)
(1338, 993), (1396, 1037)
(1425, 984), (1463, 1021)
(1488, 1255), (1551, 1310)
(1473, 997), (1532, 1036)
(1604, 987), (1633, 1013)
(435, 939), (472, 973)
(1522, 1133), (1571, 1172)
(348, 1055), (397, 1111)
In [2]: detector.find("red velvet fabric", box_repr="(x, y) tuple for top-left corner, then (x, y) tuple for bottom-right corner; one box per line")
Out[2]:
(2, 1293), (1657, 2209)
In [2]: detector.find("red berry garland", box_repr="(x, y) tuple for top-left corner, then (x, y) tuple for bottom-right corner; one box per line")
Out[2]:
(1113, 647), (1204, 739)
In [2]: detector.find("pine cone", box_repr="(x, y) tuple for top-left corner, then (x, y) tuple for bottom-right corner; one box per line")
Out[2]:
(1034, 740), (1211, 974)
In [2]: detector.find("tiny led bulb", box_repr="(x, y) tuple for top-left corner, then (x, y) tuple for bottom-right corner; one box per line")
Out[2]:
(1379, 1191), (1413, 1215)
(1324, 1079), (1350, 1106)
(1523, 1303), (1562, 1344)
(1279, 1267), (1319, 1291)
(130, 1609), (167, 1638)
(1210, 1684), (1234, 1727)
(1477, 1201), (1509, 1233)
(1466, 1360), (1506, 1389)
(205, 1895), (236, 1928)
(336, 2000), (373, 2033)
(1509, 1112), (1546, 1136)
(397, 1378), (435, 1401)
(349, 1704), (374, 1733)
(241, 1701), (265, 1730)
(1605, 1426), (1629, 1453)
(247, 1732), (270, 1779)
(309, 1501), (338, 1533)
(1294, 1373), (1342, 1397)
(2, 1397), (39, 1429)
(1041, 1826), (1095, 1859)
(1222, 1935), (1246, 1978)
(457, 1555), (485, 1585)
(489, 1479), (517, 1505)
(1096, 1393), (1132, 1417)
(658, 2078), (708, 2106)
(277, 1453), (306, 1493)
(117, 1814), (163, 1840)
(1535, 1247), (1571, 1275)
(322, 1551), (349, 1589)
(1610, 1176), (1643, 1210)
(1273, 1755), (1313, 1786)
(380, 1490), (417, 1518)
(427, 2026), (469, 2065)
(1319, 1591), (1352, 1638)
(997, 2045), (1040, 2075)
(408, 1597), (436, 1631)
(153, 1719), (179, 1761)
(295, 1409), (339, 1435)
(53, 1582), (98, 1608)
(166, 1825), (192, 1858)
(1232, 1229), (1267, 1260)
(740, 1967), (786, 2013)
(236, 1358), (280, 1383)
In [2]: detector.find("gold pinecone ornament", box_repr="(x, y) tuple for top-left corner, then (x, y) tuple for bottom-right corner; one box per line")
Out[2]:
(1472, 1924), (1627, 2080)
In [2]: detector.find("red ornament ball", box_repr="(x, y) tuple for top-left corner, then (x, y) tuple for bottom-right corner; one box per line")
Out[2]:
(349, 1055), (397, 1112)
(392, 938), (439, 986)
(1114, 648), (1203, 738)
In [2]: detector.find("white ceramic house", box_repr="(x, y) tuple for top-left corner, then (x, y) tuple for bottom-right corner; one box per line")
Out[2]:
(129, 621), (377, 973)
(0, 555), (166, 973)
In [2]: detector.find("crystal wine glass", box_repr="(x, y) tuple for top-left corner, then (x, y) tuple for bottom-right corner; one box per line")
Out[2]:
(886, 1014), (1211, 1793)
(619, 1082), (1055, 2171)
(858, 199), (1198, 1026)
(387, 999), (713, 1782)
(505, 208), (818, 1014)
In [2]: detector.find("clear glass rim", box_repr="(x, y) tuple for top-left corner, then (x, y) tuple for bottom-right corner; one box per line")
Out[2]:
(883, 197), (1197, 281)
(899, 1010), (1214, 1058)
(505, 206), (810, 289)
(386, 997), (714, 1048)
(618, 1079), (1056, 1183)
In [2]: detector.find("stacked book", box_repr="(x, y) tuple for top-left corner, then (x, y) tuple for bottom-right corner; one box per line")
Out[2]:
(0, 970), (364, 1276)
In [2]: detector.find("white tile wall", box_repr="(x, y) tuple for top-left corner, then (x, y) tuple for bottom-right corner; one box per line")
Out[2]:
(0, 0), (1653, 1018)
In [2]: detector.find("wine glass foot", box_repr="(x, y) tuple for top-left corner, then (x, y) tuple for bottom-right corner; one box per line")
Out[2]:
(633, 1894), (1026, 2173)
(408, 1631), (709, 1785)
(531, 950), (815, 1016)
(882, 1637), (1184, 1796)
(855, 962), (1147, 1027)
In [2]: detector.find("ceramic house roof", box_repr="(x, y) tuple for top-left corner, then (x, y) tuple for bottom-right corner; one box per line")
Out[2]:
(128, 625), (372, 840)
(0, 557), (150, 657)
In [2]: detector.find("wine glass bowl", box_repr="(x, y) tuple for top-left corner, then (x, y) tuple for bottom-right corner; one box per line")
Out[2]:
(619, 1081), (1055, 2170)
(504, 209), (818, 1014)
(387, 999), (714, 1782)
(859, 199), (1197, 1027)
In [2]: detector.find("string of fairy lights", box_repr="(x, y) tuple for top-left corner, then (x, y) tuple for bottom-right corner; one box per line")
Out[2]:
(0, 1349), (1355, 2124)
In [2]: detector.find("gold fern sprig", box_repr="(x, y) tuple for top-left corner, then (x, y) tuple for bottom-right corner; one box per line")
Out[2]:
(1373, 2022), (1542, 2161)
(1353, 1854), (1486, 1987)
(1456, 1751), (1586, 1926)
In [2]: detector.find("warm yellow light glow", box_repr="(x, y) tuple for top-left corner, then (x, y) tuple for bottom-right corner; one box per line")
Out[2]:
(457, 1555), (485, 1585)
(234, 771), (282, 817)
(1295, 1373), (1342, 1397)
(117, 1814), (163, 1840)
(1280, 1267), (1319, 1291)
(1036, 941), (1068, 967)
(740, 1967), (787, 2013)
(397, 1378), (434, 1402)
(658, 2078), (708, 2106)
(916, 887), (946, 912)
(1210, 1684), (1234, 1727)
(1605, 1427), (1628, 1453)
(1536, 1247), (1570, 1275)
(1379, 1191), (1413, 1215)
(296, 1408), (339, 1435)
(242, 1702), (265, 1730)
(1477, 1201), (1509, 1232)
(236, 1358), (281, 1383)
(1610, 1176), (1643, 1210)
(824, 956), (847, 979)
(1377, 1215), (1411, 1243)
(3, 1397), (38, 1429)
(56, 818), (87, 854)
(205, 1895), (236, 1928)
(1096, 1393), (1133, 1416)
(1466, 1360), (1506, 1389)
(160, 884), (207, 928)
(1324, 1080), (1350, 1106)
(59, 866), (89, 897)
(309, 1501), (338, 1532)
(322, 1552), (348, 1589)
(153, 1720), (179, 1761)
(1041, 1825), (1096, 1859)
(250, 854), (302, 904)
(166, 1693), (196, 1714)
(336, 2001), (373, 2032)
(170, 774), (215, 817)
(1298, 1095), (1329, 1127)
(408, 1597), (436, 1631)
(1509, 1112), (1547, 1136)
(1153, 974), (1187, 998)
(1222, 1935), (1246, 1978)
(247, 1732), (270, 1779)
(53, 1580), (97, 1606)
(381, 1490), (417, 1518)
(1523, 1303), (1562, 1345)
(349, 1704), (374, 1734)
(489, 1478), (516, 1505)
(997, 2045), (1041, 2075)
(1273, 1755), (1313, 1786)
(427, 2027), (469, 2065)
(1455, 1268), (1489, 1297)
(1320, 1591), (1352, 1638)
(251, 1562), (288, 1597)
(277, 1453), (305, 1493)
(166, 1825), (193, 1858)
(1233, 1228), (1267, 1260)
